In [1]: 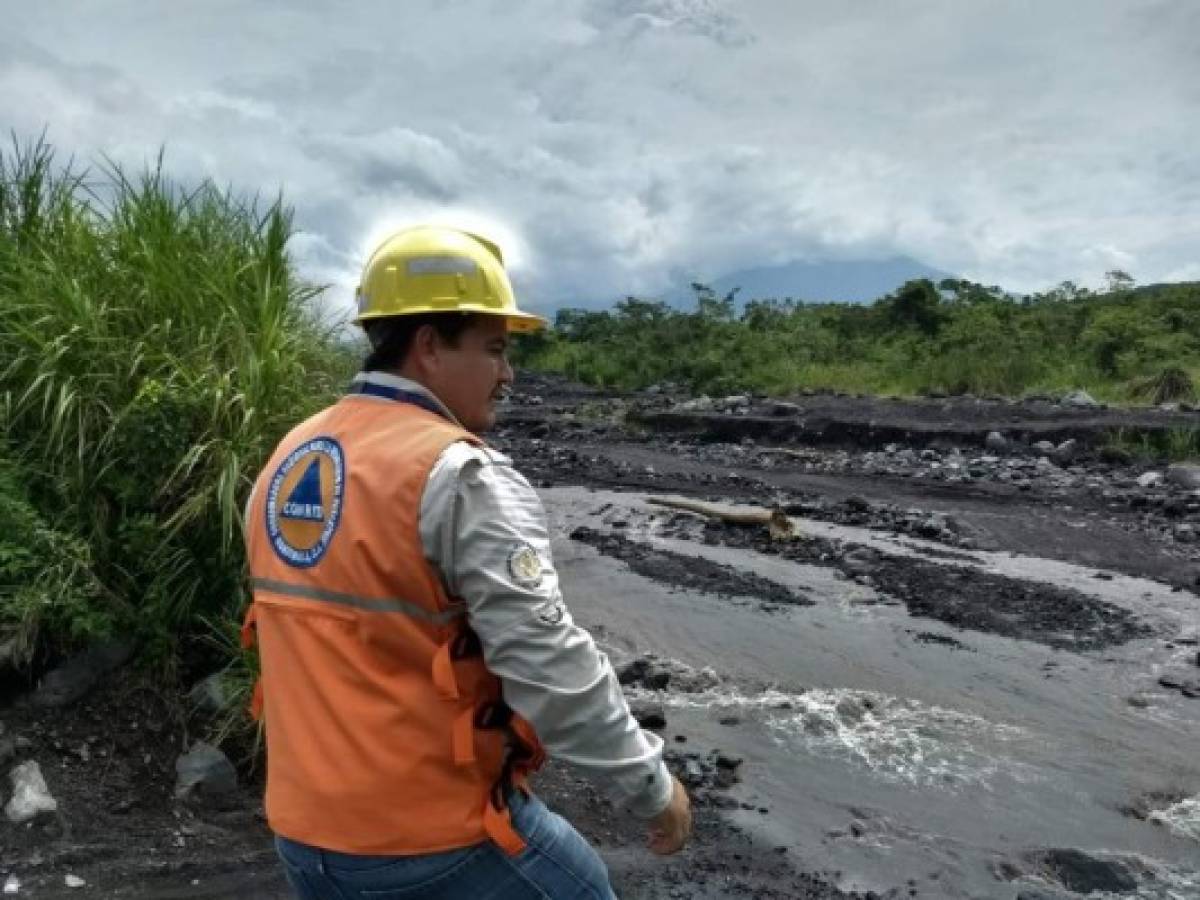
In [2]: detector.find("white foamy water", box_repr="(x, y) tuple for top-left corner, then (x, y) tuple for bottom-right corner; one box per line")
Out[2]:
(631, 684), (1029, 788)
(1149, 797), (1200, 842)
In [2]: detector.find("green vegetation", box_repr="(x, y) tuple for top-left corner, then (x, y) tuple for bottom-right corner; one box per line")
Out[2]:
(2, 133), (1197, 690)
(0, 136), (353, 669)
(515, 277), (1200, 406)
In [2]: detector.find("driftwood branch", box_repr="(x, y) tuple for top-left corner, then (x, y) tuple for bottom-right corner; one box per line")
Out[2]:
(646, 496), (797, 540)
(754, 447), (812, 460)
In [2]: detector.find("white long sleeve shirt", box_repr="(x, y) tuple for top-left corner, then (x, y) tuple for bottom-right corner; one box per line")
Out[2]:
(355, 371), (673, 819)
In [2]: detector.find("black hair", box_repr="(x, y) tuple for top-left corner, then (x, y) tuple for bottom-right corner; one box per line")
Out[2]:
(361, 313), (481, 372)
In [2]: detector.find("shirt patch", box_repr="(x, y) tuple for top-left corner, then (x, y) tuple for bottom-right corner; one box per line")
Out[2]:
(266, 437), (345, 568)
(507, 544), (544, 588)
(536, 597), (567, 626)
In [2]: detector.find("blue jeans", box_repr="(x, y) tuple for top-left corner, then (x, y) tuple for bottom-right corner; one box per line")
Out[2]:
(274, 792), (617, 899)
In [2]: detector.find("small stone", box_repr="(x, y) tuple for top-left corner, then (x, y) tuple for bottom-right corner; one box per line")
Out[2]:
(616, 658), (651, 686)
(188, 673), (229, 714)
(174, 742), (238, 799)
(643, 669), (671, 691)
(1061, 389), (1102, 409)
(630, 702), (666, 730)
(1138, 471), (1164, 488)
(65, 874), (85, 888)
(985, 431), (1008, 452)
(715, 753), (743, 770)
(1052, 439), (1078, 465)
(6, 760), (58, 824)
(3, 875), (18, 895)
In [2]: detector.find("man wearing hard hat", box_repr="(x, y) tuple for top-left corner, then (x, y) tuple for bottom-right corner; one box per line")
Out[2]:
(242, 225), (691, 899)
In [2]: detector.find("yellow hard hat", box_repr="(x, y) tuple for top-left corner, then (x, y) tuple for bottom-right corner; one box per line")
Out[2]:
(355, 225), (546, 332)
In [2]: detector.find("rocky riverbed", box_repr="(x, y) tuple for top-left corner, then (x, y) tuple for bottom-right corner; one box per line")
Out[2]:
(1, 372), (1198, 898)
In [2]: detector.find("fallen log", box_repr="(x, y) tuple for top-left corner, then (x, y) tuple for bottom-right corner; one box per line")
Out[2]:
(646, 496), (797, 540)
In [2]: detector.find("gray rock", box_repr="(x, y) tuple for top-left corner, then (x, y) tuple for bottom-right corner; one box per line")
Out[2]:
(1175, 524), (1197, 544)
(5, 760), (58, 824)
(715, 753), (743, 770)
(1052, 439), (1078, 465)
(1166, 464), (1200, 490)
(1137, 471), (1164, 488)
(629, 702), (666, 730)
(841, 548), (881, 576)
(32, 639), (136, 708)
(174, 742), (238, 799)
(1061, 389), (1102, 409)
(1033, 441), (1057, 456)
(675, 396), (714, 412)
(0, 635), (20, 671)
(1035, 847), (1135, 894)
(683, 759), (705, 786)
(188, 673), (229, 714)
(985, 431), (1009, 452)
(616, 657), (652, 686)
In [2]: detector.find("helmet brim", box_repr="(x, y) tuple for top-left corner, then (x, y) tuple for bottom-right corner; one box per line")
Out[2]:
(355, 305), (548, 332)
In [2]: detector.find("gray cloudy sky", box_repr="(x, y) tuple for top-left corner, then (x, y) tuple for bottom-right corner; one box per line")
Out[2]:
(3, 0), (1198, 320)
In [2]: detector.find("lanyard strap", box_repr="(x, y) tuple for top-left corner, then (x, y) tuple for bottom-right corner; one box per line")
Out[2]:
(348, 380), (451, 421)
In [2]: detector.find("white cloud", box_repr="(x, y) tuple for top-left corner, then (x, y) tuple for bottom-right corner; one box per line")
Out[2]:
(1, 0), (1197, 320)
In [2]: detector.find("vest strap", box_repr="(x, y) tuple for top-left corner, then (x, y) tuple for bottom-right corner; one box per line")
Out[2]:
(432, 641), (459, 701)
(452, 707), (476, 765)
(240, 604), (257, 649)
(483, 777), (530, 857)
(249, 678), (264, 721)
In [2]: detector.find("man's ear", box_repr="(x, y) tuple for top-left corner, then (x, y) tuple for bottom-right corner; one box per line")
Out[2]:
(404, 323), (441, 377)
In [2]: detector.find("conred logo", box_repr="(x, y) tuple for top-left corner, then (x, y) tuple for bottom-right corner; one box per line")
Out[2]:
(265, 437), (345, 567)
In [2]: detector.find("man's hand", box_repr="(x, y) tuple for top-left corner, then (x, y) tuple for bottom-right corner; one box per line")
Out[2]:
(647, 776), (692, 855)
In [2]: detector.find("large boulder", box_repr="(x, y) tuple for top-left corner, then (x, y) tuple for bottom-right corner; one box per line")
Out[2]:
(32, 639), (136, 708)
(1165, 464), (1200, 490)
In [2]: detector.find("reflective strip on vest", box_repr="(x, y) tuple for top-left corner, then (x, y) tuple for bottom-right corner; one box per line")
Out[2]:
(250, 576), (466, 624)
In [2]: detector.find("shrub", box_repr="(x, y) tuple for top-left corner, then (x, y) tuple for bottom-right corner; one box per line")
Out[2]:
(0, 135), (353, 663)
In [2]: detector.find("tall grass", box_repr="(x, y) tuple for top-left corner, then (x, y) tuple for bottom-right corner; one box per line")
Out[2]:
(0, 136), (353, 663)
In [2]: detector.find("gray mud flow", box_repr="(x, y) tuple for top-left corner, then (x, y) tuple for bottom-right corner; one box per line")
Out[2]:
(545, 486), (1200, 899)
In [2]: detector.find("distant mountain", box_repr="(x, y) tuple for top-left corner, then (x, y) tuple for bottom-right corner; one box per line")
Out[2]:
(672, 256), (955, 305)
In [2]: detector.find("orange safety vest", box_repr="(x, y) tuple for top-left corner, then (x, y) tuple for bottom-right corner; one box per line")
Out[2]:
(241, 386), (545, 856)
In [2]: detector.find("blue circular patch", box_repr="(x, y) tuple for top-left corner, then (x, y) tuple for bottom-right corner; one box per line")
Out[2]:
(265, 437), (345, 568)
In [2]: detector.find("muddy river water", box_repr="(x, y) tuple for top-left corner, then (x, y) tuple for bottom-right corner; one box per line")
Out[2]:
(544, 486), (1200, 899)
